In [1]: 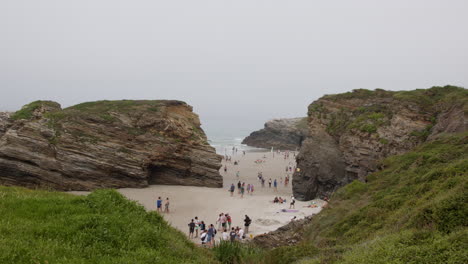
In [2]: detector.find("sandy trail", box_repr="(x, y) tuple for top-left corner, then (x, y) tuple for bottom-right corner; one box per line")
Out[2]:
(71, 151), (323, 241)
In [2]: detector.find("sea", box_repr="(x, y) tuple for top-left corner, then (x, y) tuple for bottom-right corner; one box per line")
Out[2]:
(204, 128), (269, 155)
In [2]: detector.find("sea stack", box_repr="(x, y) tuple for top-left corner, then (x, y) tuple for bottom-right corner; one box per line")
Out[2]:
(0, 100), (223, 191)
(293, 86), (467, 200)
(242, 118), (308, 150)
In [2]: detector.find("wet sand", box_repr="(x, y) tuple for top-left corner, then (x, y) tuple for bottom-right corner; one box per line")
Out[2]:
(71, 150), (323, 241)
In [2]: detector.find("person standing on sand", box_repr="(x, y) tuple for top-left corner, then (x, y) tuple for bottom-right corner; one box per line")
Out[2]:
(230, 183), (235, 196)
(194, 216), (200, 238)
(226, 214), (232, 229)
(207, 224), (215, 246)
(247, 184), (251, 194)
(236, 171), (240, 178)
(244, 215), (252, 234)
(188, 219), (195, 239)
(250, 184), (254, 195)
(164, 198), (170, 213)
(229, 228), (237, 242)
(240, 185), (245, 198)
(216, 214), (223, 230)
(290, 196), (295, 209)
(274, 179), (278, 191)
(156, 197), (162, 212)
(268, 178), (272, 188)
(221, 213), (227, 230)
(237, 181), (241, 193)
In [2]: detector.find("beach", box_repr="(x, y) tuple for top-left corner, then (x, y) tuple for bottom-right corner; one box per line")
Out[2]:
(71, 150), (323, 241)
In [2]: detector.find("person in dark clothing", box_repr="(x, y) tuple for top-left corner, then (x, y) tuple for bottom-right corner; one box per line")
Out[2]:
(244, 215), (252, 234)
(188, 219), (195, 239)
(229, 228), (237, 242)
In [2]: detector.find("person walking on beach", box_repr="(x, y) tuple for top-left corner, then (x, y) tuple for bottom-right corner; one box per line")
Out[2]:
(237, 181), (241, 193)
(247, 184), (251, 194)
(188, 219), (195, 239)
(274, 179), (278, 191)
(250, 184), (254, 195)
(164, 197), (170, 213)
(240, 185), (245, 198)
(156, 197), (162, 212)
(236, 171), (240, 178)
(229, 183), (235, 196)
(244, 215), (252, 234)
(268, 178), (272, 188)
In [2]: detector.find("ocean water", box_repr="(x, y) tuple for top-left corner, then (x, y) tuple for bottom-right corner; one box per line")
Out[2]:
(207, 136), (268, 155)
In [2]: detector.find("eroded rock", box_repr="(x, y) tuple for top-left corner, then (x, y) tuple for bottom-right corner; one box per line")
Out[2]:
(242, 118), (307, 150)
(0, 100), (222, 191)
(293, 86), (467, 200)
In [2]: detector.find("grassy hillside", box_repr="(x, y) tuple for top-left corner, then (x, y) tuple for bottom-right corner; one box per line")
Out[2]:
(260, 133), (467, 264)
(0, 188), (216, 264)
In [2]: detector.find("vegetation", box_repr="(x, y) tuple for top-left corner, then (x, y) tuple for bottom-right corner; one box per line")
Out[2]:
(254, 133), (467, 263)
(295, 117), (309, 130)
(212, 241), (264, 264)
(311, 86), (466, 136)
(0, 188), (216, 264)
(10, 100), (61, 120)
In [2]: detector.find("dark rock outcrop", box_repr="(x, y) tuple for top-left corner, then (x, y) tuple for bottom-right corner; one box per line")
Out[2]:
(242, 118), (307, 150)
(0, 100), (222, 191)
(293, 86), (467, 200)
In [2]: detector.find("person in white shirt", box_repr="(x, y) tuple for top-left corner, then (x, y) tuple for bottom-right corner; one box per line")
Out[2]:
(238, 228), (244, 240)
(221, 229), (229, 241)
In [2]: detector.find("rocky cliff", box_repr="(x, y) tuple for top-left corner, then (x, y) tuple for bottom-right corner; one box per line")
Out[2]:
(0, 100), (222, 191)
(242, 118), (307, 150)
(293, 86), (467, 200)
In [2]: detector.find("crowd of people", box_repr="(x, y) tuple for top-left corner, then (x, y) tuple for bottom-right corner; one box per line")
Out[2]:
(186, 213), (252, 247)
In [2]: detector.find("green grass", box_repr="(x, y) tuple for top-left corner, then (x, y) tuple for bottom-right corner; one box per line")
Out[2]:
(10, 101), (61, 120)
(212, 241), (265, 264)
(0, 188), (216, 264)
(254, 133), (468, 263)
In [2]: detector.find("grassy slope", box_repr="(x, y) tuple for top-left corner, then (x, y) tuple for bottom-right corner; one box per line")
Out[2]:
(262, 133), (467, 264)
(0, 188), (216, 264)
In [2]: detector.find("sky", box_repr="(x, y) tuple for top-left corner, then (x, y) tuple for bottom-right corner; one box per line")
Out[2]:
(1, 0), (467, 138)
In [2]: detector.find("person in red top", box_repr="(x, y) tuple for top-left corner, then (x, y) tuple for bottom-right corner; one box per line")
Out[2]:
(226, 213), (232, 229)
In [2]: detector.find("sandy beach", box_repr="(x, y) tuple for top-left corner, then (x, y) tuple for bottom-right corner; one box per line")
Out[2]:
(72, 150), (323, 242)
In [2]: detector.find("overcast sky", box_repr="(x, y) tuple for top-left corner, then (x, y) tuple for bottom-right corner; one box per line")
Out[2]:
(1, 0), (467, 137)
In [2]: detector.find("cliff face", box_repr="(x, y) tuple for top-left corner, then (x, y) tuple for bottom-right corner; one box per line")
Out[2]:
(0, 100), (222, 191)
(242, 118), (308, 150)
(293, 86), (467, 200)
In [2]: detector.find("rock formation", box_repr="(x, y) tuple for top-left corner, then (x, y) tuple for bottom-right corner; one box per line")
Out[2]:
(242, 118), (307, 150)
(293, 86), (467, 200)
(0, 100), (223, 191)
(252, 215), (314, 249)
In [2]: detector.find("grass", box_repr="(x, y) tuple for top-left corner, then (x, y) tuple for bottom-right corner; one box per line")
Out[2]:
(10, 101), (61, 120)
(0, 188), (216, 264)
(212, 241), (265, 264)
(252, 133), (467, 263)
